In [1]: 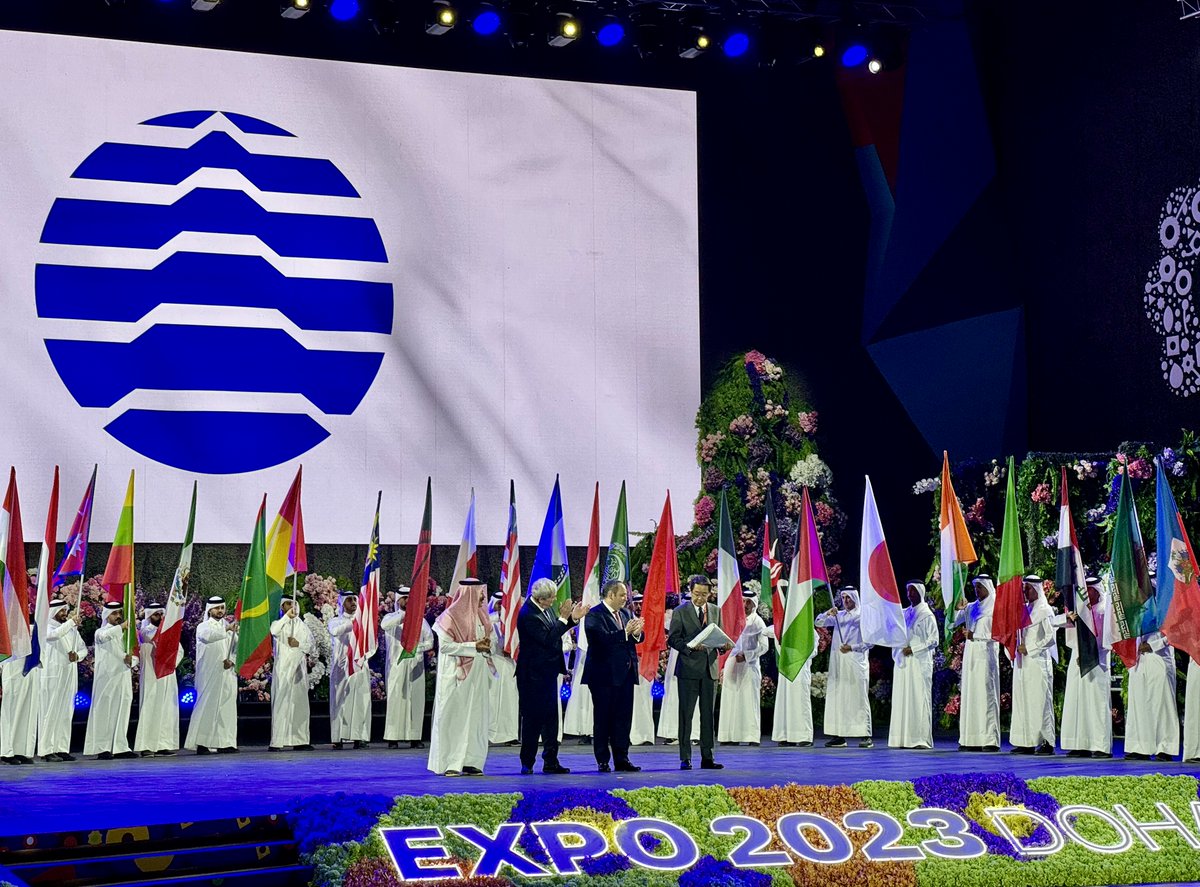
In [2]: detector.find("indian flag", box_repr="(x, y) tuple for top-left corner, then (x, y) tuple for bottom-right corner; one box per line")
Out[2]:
(156, 481), (196, 679)
(101, 470), (137, 655)
(778, 487), (825, 681)
(265, 466), (306, 619)
(0, 468), (29, 660)
(939, 452), (978, 646)
(235, 496), (271, 678)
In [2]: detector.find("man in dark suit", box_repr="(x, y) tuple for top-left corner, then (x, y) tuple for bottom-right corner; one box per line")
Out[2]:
(581, 579), (644, 773)
(515, 579), (587, 775)
(668, 574), (728, 770)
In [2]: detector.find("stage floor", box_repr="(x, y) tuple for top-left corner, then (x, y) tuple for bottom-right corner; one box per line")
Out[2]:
(3, 738), (1199, 836)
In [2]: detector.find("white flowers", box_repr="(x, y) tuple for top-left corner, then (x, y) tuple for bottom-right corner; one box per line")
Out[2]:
(789, 454), (833, 491)
(761, 359), (783, 381)
(810, 671), (828, 699)
(911, 477), (940, 495)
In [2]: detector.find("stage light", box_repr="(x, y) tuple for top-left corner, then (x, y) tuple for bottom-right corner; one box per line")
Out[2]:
(191, 0), (220, 10)
(74, 691), (90, 710)
(679, 27), (710, 59)
(560, 683), (571, 701)
(180, 687), (196, 709)
(596, 18), (625, 47)
(426, 0), (457, 34)
(868, 57), (883, 73)
(813, 43), (826, 58)
(723, 31), (750, 58)
(841, 43), (868, 67)
(472, 6), (501, 35)
(651, 680), (665, 700)
(549, 12), (581, 47)
(330, 0), (359, 21)
(281, 0), (310, 20)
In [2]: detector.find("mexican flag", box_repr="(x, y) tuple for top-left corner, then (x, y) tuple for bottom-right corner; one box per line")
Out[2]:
(400, 478), (433, 659)
(577, 483), (602, 653)
(778, 487), (825, 681)
(991, 456), (1028, 660)
(1109, 471), (1151, 669)
(939, 452), (978, 646)
(235, 496), (271, 678)
(716, 488), (746, 654)
(529, 475), (570, 608)
(638, 491), (677, 681)
(447, 488), (478, 595)
(156, 481), (196, 679)
(101, 470), (137, 655)
(0, 468), (29, 661)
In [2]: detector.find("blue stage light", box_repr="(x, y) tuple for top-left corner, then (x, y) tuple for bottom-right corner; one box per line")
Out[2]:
(651, 680), (665, 700)
(842, 44), (868, 67)
(330, 0), (359, 20)
(180, 687), (196, 709)
(473, 9), (501, 35)
(559, 683), (571, 701)
(597, 21), (625, 47)
(74, 691), (90, 710)
(723, 32), (749, 57)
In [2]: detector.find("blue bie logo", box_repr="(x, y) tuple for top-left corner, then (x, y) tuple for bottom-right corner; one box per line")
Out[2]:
(35, 110), (393, 474)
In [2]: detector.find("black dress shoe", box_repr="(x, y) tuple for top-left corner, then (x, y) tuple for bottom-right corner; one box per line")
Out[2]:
(294, 744), (314, 751)
(614, 761), (641, 772)
(409, 741), (425, 749)
(97, 752), (113, 760)
(463, 766), (483, 775)
(1066, 749), (1090, 757)
(520, 766), (534, 775)
(354, 741), (370, 749)
(1034, 743), (1055, 756)
(824, 738), (847, 748)
(218, 747), (238, 754)
(156, 750), (176, 756)
(778, 741), (794, 747)
(140, 750), (155, 758)
(597, 763), (611, 773)
(543, 765), (571, 774)
(679, 760), (692, 770)
(115, 751), (138, 760)
(1010, 746), (1034, 755)
(1092, 750), (1113, 758)
(1154, 752), (1174, 762)
(701, 760), (724, 769)
(1126, 752), (1150, 760)
(387, 741), (399, 749)
(798, 741), (813, 748)
(982, 745), (1001, 753)
(578, 736), (592, 745)
(14, 755), (34, 764)
(268, 746), (283, 753)
(59, 753), (76, 762)
(332, 742), (345, 750)
(1, 757), (18, 765)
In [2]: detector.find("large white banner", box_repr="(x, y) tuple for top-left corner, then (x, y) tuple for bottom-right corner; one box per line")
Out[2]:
(0, 30), (700, 544)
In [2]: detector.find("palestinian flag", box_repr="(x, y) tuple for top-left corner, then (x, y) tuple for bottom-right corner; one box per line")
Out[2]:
(156, 481), (196, 679)
(25, 467), (59, 675)
(1157, 458), (1200, 666)
(1110, 471), (1152, 669)
(447, 488), (478, 595)
(529, 476), (571, 608)
(991, 457), (1029, 660)
(716, 489), (746, 656)
(499, 480), (522, 657)
(235, 496), (271, 678)
(0, 469), (29, 660)
(638, 491), (677, 681)
(761, 492), (784, 643)
(400, 478), (433, 659)
(577, 483), (602, 654)
(265, 466), (306, 622)
(101, 471), (137, 655)
(603, 481), (631, 589)
(778, 487), (824, 681)
(939, 452), (978, 647)
(350, 491), (382, 674)
(1056, 467), (1097, 675)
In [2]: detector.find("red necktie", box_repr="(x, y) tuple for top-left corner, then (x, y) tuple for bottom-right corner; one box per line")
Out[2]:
(700, 606), (707, 626)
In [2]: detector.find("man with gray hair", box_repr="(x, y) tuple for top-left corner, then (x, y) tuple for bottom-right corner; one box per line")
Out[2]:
(515, 578), (585, 774)
(581, 579), (644, 772)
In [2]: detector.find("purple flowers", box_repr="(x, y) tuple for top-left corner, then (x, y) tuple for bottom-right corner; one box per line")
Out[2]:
(912, 772), (1059, 859)
(678, 855), (771, 887)
(510, 788), (644, 863)
(703, 466), (727, 493)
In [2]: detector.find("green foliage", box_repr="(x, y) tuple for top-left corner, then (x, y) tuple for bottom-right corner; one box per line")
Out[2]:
(613, 785), (741, 859)
(306, 842), (357, 887)
(359, 792), (522, 864)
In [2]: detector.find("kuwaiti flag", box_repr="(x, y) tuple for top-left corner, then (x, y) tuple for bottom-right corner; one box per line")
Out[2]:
(939, 452), (978, 646)
(859, 476), (906, 647)
(265, 466), (306, 621)
(576, 483), (602, 654)
(235, 496), (271, 678)
(991, 457), (1029, 660)
(761, 492), (785, 643)
(350, 491), (382, 674)
(24, 467), (60, 675)
(499, 480), (522, 657)
(716, 488), (746, 655)
(0, 469), (30, 660)
(1056, 467), (1098, 675)
(52, 466), (96, 588)
(778, 487), (825, 681)
(156, 481), (196, 679)
(101, 470), (137, 655)
(638, 491), (678, 681)
(400, 478), (433, 659)
(1110, 471), (1152, 669)
(447, 488), (478, 596)
(529, 476), (571, 608)
(1157, 459), (1200, 666)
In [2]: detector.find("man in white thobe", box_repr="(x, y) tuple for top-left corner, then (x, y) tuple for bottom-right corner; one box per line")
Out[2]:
(38, 600), (87, 761)
(329, 591), (371, 749)
(772, 622), (818, 747)
(954, 575), (1000, 751)
(1061, 577), (1113, 758)
(659, 603), (700, 746)
(1, 630), (40, 766)
(816, 587), (873, 748)
(1184, 654), (1200, 762)
(269, 597), (315, 751)
(888, 582), (937, 749)
(563, 599), (594, 743)
(382, 587), (434, 749)
(184, 596), (238, 754)
(1009, 576), (1060, 755)
(1126, 571), (1180, 761)
(428, 579), (493, 776)
(487, 592), (519, 745)
(134, 602), (183, 756)
(629, 592), (656, 746)
(83, 602), (139, 759)
(718, 592), (769, 744)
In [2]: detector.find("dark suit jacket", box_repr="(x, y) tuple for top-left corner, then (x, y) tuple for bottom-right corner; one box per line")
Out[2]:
(668, 602), (722, 681)
(580, 602), (639, 687)
(514, 600), (573, 681)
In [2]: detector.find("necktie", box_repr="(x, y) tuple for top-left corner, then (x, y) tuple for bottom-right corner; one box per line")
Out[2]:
(699, 605), (707, 626)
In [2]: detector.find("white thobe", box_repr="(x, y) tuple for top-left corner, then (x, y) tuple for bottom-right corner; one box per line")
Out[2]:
(815, 609), (871, 738)
(184, 618), (238, 750)
(83, 623), (138, 755)
(37, 620), (87, 756)
(1125, 631), (1179, 757)
(1060, 605), (1112, 754)
(563, 624), (594, 737)
(718, 613), (769, 743)
(0, 657), (39, 758)
(428, 622), (492, 773)
(488, 616), (519, 743)
(1009, 606), (1059, 748)
(631, 673), (655, 745)
(888, 604), (937, 749)
(382, 610), (433, 742)
(270, 614), (314, 748)
(772, 631), (817, 744)
(134, 622), (183, 753)
(329, 616), (371, 743)
(1183, 657), (1200, 762)
(955, 606), (1000, 748)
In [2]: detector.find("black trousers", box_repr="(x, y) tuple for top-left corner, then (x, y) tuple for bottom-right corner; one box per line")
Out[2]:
(589, 681), (634, 766)
(517, 673), (561, 768)
(676, 675), (716, 762)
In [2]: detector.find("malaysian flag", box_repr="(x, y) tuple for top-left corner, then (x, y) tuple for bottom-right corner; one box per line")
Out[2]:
(499, 480), (522, 658)
(351, 491), (382, 674)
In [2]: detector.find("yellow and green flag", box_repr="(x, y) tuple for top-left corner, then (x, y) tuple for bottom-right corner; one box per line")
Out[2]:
(101, 470), (137, 655)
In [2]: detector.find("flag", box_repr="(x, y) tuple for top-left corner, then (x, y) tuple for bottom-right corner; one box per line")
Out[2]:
(1110, 471), (1152, 669)
(779, 487), (825, 681)
(939, 452), (978, 646)
(235, 496), (271, 678)
(447, 488), (478, 595)
(25, 468), (59, 674)
(53, 466), (96, 588)
(400, 478), (433, 658)
(716, 488), (746, 657)
(1056, 467), (1097, 675)
(638, 491), (678, 681)
(529, 475), (571, 608)
(157, 481), (196, 679)
(603, 481), (631, 589)
(265, 466), (306, 622)
(859, 476), (906, 647)
(499, 480), (522, 658)
(1157, 459), (1200, 666)
(100, 471), (138, 655)
(761, 492), (784, 643)
(991, 457), (1029, 660)
(577, 483), (602, 654)
(0, 469), (29, 660)
(351, 491), (382, 675)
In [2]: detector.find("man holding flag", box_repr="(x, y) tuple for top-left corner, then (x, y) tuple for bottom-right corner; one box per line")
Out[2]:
(953, 575), (1000, 751)
(0, 469), (33, 764)
(1008, 576), (1060, 756)
(1061, 577), (1113, 758)
(1125, 568), (1180, 761)
(185, 596), (238, 755)
(382, 586), (433, 749)
(83, 602), (138, 759)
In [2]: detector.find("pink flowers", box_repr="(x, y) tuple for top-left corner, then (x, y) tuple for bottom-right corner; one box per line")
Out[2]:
(796, 411), (818, 434)
(814, 501), (835, 527)
(827, 563), (843, 587)
(763, 399), (787, 421)
(704, 549), (718, 575)
(965, 497), (989, 529)
(1127, 458), (1152, 480)
(944, 694), (961, 716)
(729, 415), (755, 438)
(816, 626), (831, 654)
(743, 350), (767, 373)
(699, 432), (725, 463)
(694, 496), (716, 527)
(740, 551), (759, 572)
(1031, 483), (1053, 505)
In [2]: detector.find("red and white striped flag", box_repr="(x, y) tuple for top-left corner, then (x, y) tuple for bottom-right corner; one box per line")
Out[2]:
(499, 480), (522, 658)
(350, 491), (382, 674)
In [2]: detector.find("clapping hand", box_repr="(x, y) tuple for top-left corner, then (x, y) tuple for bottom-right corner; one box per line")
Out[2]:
(625, 616), (645, 637)
(570, 601), (588, 621)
